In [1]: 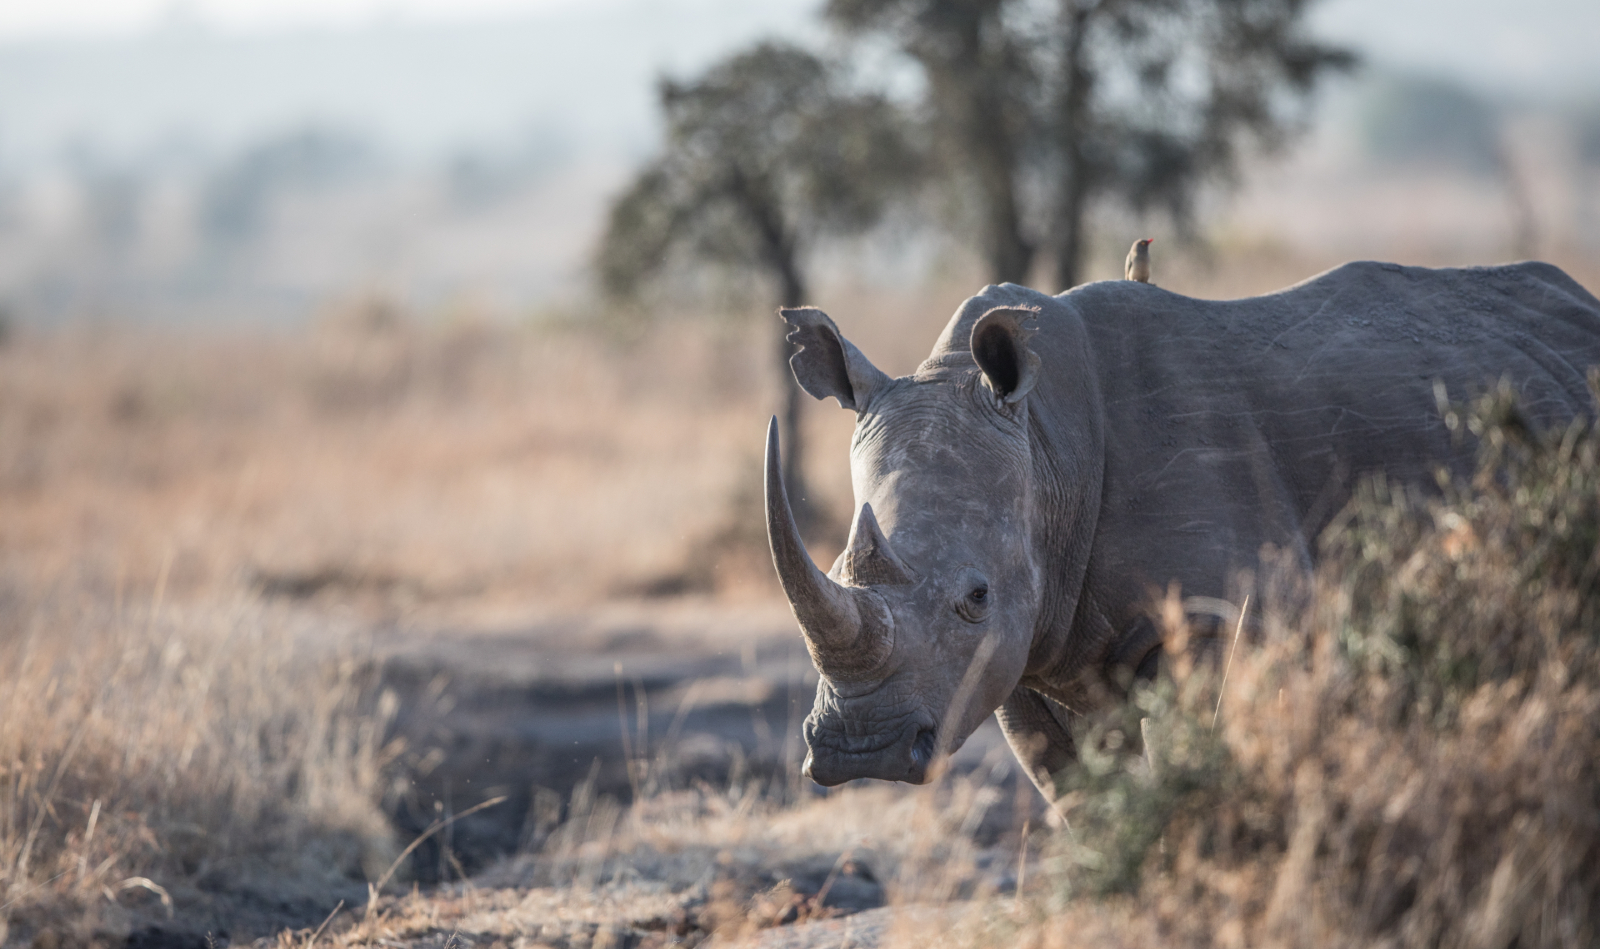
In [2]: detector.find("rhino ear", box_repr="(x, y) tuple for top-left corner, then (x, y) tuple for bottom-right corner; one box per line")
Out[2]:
(971, 306), (1041, 406)
(781, 307), (892, 412)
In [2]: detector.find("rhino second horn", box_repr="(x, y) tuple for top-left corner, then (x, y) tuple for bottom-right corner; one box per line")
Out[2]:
(764, 417), (892, 678)
(844, 503), (914, 587)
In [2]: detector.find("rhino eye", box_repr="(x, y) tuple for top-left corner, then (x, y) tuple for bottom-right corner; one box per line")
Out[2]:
(956, 576), (990, 623)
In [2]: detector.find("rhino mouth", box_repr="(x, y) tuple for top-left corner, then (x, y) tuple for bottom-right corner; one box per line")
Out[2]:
(802, 720), (939, 786)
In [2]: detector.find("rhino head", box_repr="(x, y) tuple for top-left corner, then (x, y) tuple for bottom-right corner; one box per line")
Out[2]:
(768, 305), (1046, 786)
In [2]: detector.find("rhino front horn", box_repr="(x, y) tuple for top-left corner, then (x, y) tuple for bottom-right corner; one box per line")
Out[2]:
(764, 417), (892, 678)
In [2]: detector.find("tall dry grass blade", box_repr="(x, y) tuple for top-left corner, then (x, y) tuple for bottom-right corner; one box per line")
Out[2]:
(116, 877), (173, 918)
(365, 795), (508, 916)
(633, 674), (650, 795)
(1140, 715), (1163, 785)
(75, 799), (101, 884)
(1211, 594), (1249, 730)
(1015, 819), (1029, 905)
(614, 664), (641, 803)
(15, 712), (93, 880)
(306, 899), (344, 948)
(0, 870), (72, 914)
(810, 847), (855, 909)
(147, 549), (173, 637)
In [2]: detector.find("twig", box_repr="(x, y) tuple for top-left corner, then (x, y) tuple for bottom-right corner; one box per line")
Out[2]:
(76, 799), (102, 884)
(0, 869), (73, 913)
(615, 664), (640, 803)
(17, 715), (94, 879)
(811, 848), (854, 911)
(306, 899), (345, 947)
(116, 877), (174, 919)
(1211, 595), (1250, 730)
(937, 634), (1001, 774)
(1014, 819), (1030, 904)
(365, 796), (508, 916)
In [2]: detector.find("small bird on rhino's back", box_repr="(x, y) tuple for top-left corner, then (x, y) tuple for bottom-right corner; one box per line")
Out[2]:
(1125, 238), (1153, 283)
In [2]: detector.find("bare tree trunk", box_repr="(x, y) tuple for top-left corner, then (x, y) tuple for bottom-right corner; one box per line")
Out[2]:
(1051, 1), (1096, 292)
(1053, 166), (1090, 291)
(965, 46), (1034, 285)
(775, 258), (816, 539)
(978, 144), (1035, 286)
(914, 3), (1035, 286)
(741, 174), (820, 539)
(1496, 135), (1539, 260)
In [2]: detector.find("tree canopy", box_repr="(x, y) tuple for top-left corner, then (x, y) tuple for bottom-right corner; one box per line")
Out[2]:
(597, 41), (919, 534)
(827, 0), (1355, 288)
(599, 41), (918, 309)
(597, 9), (1350, 533)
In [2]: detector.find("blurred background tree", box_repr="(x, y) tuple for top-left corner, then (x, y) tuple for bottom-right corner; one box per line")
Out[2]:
(598, 1), (1351, 540)
(826, 0), (1355, 289)
(597, 40), (920, 537)
(1359, 74), (1501, 175)
(1357, 74), (1536, 256)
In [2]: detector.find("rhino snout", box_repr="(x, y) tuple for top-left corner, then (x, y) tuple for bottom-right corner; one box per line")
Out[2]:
(802, 718), (939, 786)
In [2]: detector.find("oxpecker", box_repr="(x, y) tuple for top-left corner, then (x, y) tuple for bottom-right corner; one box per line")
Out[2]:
(1125, 238), (1153, 283)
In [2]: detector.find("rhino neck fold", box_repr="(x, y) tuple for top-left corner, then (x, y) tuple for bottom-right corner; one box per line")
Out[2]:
(1012, 303), (1109, 691)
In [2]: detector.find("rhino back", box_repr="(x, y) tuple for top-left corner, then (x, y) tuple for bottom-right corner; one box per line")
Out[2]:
(1092, 261), (1599, 604)
(940, 262), (1600, 622)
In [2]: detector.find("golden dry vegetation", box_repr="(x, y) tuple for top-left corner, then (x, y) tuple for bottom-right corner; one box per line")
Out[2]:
(0, 269), (1003, 948)
(5, 246), (1600, 949)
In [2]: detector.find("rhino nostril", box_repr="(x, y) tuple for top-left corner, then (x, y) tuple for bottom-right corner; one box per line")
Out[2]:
(911, 729), (937, 766)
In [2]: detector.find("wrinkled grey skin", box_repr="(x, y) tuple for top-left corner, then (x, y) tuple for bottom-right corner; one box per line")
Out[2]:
(764, 261), (1600, 800)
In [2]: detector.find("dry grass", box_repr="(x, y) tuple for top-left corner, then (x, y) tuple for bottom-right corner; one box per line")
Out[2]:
(289, 765), (1029, 949)
(0, 582), (398, 947)
(0, 282), (982, 946)
(6, 252), (1600, 948)
(0, 313), (776, 617)
(0, 279), (990, 624)
(0, 298), (823, 944)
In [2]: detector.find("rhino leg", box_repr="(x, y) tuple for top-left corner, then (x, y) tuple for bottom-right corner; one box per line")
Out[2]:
(995, 687), (1078, 807)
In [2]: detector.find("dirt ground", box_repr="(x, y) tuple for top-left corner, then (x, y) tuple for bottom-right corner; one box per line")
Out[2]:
(94, 600), (1038, 949)
(0, 586), (1039, 949)
(368, 599), (1029, 876)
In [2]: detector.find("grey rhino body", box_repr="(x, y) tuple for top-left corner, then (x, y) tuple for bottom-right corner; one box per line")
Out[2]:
(765, 261), (1600, 799)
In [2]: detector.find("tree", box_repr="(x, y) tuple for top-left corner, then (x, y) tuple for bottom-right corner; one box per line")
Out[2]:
(202, 127), (376, 246)
(598, 41), (918, 536)
(827, 0), (1354, 289)
(827, 0), (1035, 284)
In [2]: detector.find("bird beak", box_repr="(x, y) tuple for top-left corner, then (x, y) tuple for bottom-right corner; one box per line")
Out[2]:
(1145, 238), (1154, 245)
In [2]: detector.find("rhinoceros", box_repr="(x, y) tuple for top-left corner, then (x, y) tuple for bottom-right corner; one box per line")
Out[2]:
(763, 260), (1600, 798)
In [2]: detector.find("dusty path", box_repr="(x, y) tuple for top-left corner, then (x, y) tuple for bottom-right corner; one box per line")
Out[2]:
(109, 600), (1032, 949)
(374, 601), (813, 877)
(369, 600), (1019, 878)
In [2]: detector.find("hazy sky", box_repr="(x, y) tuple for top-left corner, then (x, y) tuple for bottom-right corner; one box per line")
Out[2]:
(0, 0), (1594, 174)
(1308, 0), (1600, 96)
(0, 0), (595, 37)
(0, 0), (1595, 98)
(0, 1), (821, 167)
